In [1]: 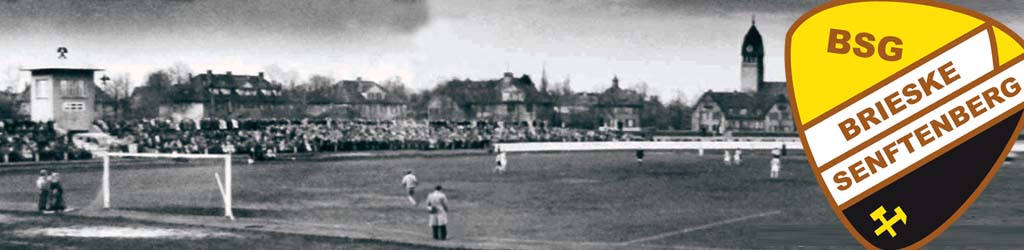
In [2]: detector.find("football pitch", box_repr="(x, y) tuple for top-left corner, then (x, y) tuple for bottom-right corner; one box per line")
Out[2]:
(2, 150), (1024, 249)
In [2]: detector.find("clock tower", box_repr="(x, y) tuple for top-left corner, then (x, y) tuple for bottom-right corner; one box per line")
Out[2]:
(740, 18), (764, 92)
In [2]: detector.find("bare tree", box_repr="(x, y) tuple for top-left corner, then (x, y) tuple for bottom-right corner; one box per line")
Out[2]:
(552, 77), (574, 98)
(380, 75), (409, 100)
(262, 64), (300, 88)
(670, 89), (690, 107)
(100, 73), (133, 120)
(0, 65), (20, 92)
(628, 81), (650, 97)
(307, 74), (334, 91)
(129, 70), (175, 118)
(668, 90), (693, 130)
(166, 61), (193, 85)
(102, 73), (132, 98)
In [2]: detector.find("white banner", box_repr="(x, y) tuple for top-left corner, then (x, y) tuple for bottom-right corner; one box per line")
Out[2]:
(823, 60), (1024, 207)
(803, 30), (994, 167)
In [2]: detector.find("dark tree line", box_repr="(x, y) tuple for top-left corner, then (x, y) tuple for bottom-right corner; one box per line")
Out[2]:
(1, 63), (696, 131)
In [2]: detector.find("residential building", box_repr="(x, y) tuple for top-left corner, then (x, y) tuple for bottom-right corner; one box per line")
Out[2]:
(306, 78), (407, 120)
(596, 76), (643, 132)
(160, 70), (286, 121)
(691, 20), (795, 135)
(427, 72), (553, 126)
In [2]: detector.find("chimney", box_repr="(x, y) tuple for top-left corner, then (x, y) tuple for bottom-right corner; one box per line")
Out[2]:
(502, 72), (514, 83)
(612, 75), (620, 88)
(356, 77), (363, 82)
(258, 72), (265, 80)
(226, 71), (232, 76)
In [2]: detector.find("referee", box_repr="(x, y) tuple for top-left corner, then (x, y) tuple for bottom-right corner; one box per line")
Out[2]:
(426, 185), (449, 240)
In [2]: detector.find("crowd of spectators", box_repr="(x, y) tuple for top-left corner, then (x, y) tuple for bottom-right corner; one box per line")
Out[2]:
(0, 119), (634, 163)
(0, 121), (93, 162)
(102, 119), (629, 160)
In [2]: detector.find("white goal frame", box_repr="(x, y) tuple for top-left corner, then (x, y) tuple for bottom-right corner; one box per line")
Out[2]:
(101, 152), (234, 220)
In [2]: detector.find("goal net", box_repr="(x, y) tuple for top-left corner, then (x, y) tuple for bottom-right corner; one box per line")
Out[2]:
(93, 153), (235, 220)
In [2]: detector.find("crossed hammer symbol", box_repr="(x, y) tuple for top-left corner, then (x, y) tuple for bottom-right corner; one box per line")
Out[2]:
(870, 205), (907, 237)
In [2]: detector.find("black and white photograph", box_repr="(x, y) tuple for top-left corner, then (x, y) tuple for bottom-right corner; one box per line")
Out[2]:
(0, 0), (1023, 249)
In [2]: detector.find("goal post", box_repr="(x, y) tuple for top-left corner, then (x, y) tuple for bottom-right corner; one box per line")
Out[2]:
(101, 152), (234, 220)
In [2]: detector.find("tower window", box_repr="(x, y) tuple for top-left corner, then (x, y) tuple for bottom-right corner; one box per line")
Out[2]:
(63, 102), (85, 111)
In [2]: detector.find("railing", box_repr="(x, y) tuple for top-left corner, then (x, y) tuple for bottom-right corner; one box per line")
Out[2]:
(496, 139), (803, 153)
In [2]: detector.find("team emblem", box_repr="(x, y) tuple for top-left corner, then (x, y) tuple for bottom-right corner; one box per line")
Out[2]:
(786, 1), (1024, 248)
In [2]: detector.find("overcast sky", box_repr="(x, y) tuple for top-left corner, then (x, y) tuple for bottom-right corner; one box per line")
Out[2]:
(2, 0), (1023, 101)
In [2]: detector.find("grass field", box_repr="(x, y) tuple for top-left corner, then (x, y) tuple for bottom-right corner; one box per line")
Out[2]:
(0, 212), (448, 250)
(1, 150), (1024, 249)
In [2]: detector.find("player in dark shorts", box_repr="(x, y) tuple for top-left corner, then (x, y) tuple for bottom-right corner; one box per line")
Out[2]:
(636, 149), (645, 166)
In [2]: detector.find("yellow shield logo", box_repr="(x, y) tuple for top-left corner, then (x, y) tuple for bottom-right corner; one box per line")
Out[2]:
(786, 1), (1024, 248)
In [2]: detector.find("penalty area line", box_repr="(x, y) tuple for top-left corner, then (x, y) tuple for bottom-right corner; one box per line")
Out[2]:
(621, 210), (782, 245)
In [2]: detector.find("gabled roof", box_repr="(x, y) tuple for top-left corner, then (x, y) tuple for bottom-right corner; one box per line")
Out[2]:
(597, 84), (643, 107)
(705, 92), (757, 109)
(437, 73), (553, 105)
(194, 73), (279, 90)
(698, 91), (787, 120)
(166, 71), (284, 104)
(556, 92), (599, 107)
(760, 81), (788, 99)
(308, 79), (407, 105)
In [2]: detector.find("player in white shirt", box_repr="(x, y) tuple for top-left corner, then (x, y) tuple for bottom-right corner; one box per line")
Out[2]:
(401, 171), (418, 205)
(494, 148), (508, 174)
(36, 169), (50, 213)
(770, 149), (782, 179)
(723, 150), (732, 166)
(733, 148), (742, 165)
(426, 185), (449, 240)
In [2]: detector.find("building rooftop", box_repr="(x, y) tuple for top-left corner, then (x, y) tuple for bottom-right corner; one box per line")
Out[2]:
(437, 72), (553, 105)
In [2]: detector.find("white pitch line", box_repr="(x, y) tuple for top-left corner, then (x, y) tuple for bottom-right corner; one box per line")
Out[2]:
(469, 236), (738, 250)
(622, 210), (782, 245)
(274, 220), (429, 237)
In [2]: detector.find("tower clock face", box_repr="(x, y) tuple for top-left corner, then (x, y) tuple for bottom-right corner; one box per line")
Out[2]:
(745, 45), (754, 52)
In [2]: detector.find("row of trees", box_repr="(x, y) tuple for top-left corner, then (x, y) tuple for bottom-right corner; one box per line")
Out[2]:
(0, 63), (697, 131)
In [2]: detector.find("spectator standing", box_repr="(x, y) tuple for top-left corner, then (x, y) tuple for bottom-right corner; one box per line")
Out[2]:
(47, 172), (65, 213)
(36, 169), (50, 213)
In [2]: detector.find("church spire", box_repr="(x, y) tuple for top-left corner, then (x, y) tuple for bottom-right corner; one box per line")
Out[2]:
(741, 15), (765, 93)
(540, 62), (549, 93)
